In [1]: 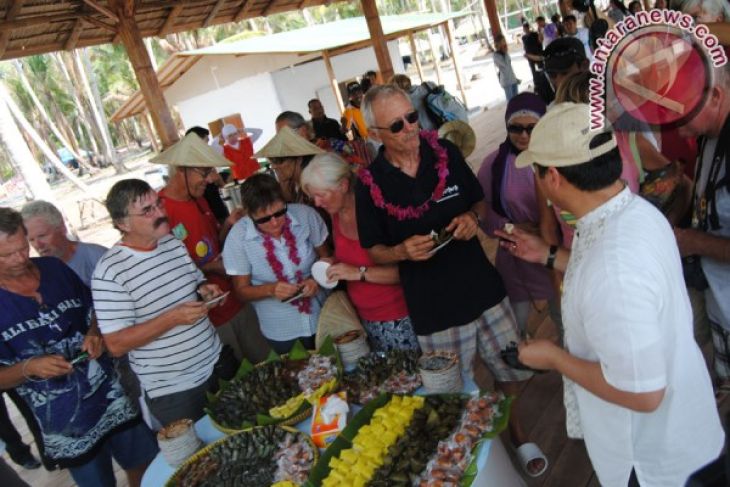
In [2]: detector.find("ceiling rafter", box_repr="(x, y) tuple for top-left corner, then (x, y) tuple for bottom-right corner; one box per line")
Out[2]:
(203, 0), (227, 27)
(0, 0), (27, 58)
(64, 18), (85, 50)
(158, 4), (184, 36)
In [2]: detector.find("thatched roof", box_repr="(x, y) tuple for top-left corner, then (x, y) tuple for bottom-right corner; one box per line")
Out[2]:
(0, 0), (339, 61)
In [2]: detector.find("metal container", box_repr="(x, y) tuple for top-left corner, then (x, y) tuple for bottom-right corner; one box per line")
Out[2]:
(220, 182), (243, 212)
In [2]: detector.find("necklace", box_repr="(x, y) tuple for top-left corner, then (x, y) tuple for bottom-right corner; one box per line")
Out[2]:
(261, 217), (312, 314)
(358, 130), (449, 220)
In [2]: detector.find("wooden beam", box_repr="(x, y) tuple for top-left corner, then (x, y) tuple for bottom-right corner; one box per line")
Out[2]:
(483, 0), (502, 39)
(204, 0), (227, 27)
(408, 32), (424, 83)
(443, 20), (468, 109)
(81, 0), (119, 23)
(65, 18), (85, 50)
(0, 0), (26, 58)
(360, 0), (394, 82)
(427, 28), (443, 85)
(113, 1), (179, 148)
(234, 0), (254, 21)
(158, 4), (184, 36)
(262, 0), (277, 17)
(297, 0), (308, 8)
(322, 50), (345, 115)
(82, 15), (117, 32)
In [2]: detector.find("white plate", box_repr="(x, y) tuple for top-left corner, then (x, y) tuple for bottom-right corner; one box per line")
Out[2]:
(311, 261), (338, 289)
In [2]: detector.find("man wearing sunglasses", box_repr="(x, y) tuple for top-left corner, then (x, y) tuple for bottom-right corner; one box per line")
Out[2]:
(155, 134), (270, 364)
(355, 85), (547, 477)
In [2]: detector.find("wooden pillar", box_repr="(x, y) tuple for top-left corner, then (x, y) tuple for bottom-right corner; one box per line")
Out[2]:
(427, 28), (444, 85)
(443, 21), (468, 109)
(141, 112), (161, 153)
(408, 32), (425, 83)
(483, 0), (503, 39)
(322, 51), (345, 115)
(360, 0), (394, 82)
(112, 0), (179, 148)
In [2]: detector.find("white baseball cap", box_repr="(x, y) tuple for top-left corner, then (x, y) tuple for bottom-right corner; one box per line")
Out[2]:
(515, 102), (617, 169)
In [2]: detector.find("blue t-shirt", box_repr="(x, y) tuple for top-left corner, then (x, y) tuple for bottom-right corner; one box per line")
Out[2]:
(0, 257), (137, 467)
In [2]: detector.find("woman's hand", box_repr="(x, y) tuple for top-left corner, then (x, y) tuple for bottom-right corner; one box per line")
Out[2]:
(272, 281), (300, 300)
(446, 211), (479, 240)
(326, 263), (359, 282)
(300, 278), (320, 298)
(198, 283), (223, 302)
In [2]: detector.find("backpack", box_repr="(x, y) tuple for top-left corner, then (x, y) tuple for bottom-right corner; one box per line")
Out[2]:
(423, 82), (468, 128)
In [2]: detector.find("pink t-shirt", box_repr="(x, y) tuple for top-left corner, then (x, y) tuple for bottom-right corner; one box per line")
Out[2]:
(332, 215), (409, 322)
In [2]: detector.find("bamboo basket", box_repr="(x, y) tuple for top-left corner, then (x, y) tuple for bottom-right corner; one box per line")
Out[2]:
(158, 419), (202, 467)
(418, 351), (462, 393)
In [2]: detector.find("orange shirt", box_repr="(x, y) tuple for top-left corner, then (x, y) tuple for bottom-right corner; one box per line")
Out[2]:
(223, 137), (259, 180)
(342, 106), (368, 138)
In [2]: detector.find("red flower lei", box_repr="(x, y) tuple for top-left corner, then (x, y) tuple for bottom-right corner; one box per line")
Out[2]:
(261, 217), (311, 314)
(357, 130), (449, 220)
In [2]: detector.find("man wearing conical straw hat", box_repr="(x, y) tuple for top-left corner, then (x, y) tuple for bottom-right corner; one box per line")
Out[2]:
(255, 126), (325, 205)
(152, 134), (271, 363)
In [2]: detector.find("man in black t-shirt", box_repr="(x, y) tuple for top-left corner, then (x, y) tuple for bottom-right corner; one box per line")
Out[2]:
(308, 98), (345, 141)
(355, 85), (548, 477)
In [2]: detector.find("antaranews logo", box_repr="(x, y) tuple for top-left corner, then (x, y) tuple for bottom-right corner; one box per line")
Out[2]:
(589, 9), (728, 131)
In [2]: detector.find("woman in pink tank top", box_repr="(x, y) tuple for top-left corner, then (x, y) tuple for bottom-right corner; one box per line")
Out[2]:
(301, 153), (419, 351)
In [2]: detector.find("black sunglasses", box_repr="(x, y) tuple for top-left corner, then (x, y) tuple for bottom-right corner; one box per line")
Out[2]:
(507, 124), (536, 135)
(253, 206), (287, 225)
(372, 110), (419, 134)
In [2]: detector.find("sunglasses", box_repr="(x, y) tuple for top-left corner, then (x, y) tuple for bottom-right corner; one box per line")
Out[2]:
(372, 110), (419, 134)
(188, 167), (214, 178)
(252, 206), (287, 225)
(507, 124), (536, 135)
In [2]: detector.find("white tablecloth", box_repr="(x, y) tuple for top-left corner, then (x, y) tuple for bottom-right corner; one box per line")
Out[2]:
(142, 378), (525, 486)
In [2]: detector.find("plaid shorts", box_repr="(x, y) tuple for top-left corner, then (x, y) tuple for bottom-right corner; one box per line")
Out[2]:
(417, 297), (533, 383)
(710, 320), (730, 381)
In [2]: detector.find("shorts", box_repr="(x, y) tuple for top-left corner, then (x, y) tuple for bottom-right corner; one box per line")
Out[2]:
(417, 297), (532, 383)
(68, 420), (159, 487)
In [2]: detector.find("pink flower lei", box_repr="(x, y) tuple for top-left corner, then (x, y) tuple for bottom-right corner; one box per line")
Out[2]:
(261, 217), (311, 314)
(357, 130), (450, 221)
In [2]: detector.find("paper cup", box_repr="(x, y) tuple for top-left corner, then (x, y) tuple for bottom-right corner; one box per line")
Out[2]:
(312, 261), (338, 289)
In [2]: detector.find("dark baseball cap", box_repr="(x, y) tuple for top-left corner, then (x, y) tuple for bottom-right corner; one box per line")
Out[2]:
(544, 37), (587, 75)
(347, 81), (363, 94)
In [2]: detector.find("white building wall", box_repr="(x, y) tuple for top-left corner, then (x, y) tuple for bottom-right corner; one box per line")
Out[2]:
(271, 41), (405, 120)
(163, 42), (405, 148)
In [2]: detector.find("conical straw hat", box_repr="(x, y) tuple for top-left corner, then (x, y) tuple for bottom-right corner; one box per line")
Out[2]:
(315, 291), (364, 350)
(438, 120), (476, 158)
(150, 133), (232, 168)
(254, 127), (325, 159)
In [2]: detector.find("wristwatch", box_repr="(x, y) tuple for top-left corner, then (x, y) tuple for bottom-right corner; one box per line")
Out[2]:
(359, 266), (368, 282)
(545, 245), (559, 270)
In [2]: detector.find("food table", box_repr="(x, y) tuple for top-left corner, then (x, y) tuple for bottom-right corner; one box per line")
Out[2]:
(141, 378), (526, 487)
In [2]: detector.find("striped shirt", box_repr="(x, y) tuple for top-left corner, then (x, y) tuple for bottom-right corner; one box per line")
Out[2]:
(91, 235), (220, 398)
(222, 204), (328, 341)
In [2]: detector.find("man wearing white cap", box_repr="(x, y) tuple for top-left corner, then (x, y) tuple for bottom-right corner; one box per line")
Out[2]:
(496, 103), (723, 486)
(221, 123), (259, 181)
(154, 134), (270, 363)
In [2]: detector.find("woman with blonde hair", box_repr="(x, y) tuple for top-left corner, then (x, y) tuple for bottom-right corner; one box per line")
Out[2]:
(300, 153), (419, 351)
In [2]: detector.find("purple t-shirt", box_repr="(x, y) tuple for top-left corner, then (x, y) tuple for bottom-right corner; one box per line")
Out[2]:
(478, 149), (556, 302)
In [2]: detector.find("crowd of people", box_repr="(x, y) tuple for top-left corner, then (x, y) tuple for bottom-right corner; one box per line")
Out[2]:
(0, 2), (729, 486)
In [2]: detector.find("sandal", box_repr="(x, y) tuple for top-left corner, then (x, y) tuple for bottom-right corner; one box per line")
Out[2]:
(516, 442), (549, 478)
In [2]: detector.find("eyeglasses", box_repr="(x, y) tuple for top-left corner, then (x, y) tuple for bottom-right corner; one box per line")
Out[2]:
(371, 110), (419, 134)
(252, 206), (287, 225)
(188, 167), (214, 178)
(128, 199), (165, 218)
(507, 124), (536, 135)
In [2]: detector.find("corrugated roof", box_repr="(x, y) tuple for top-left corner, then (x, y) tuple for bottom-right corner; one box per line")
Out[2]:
(183, 13), (466, 55)
(111, 12), (467, 122)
